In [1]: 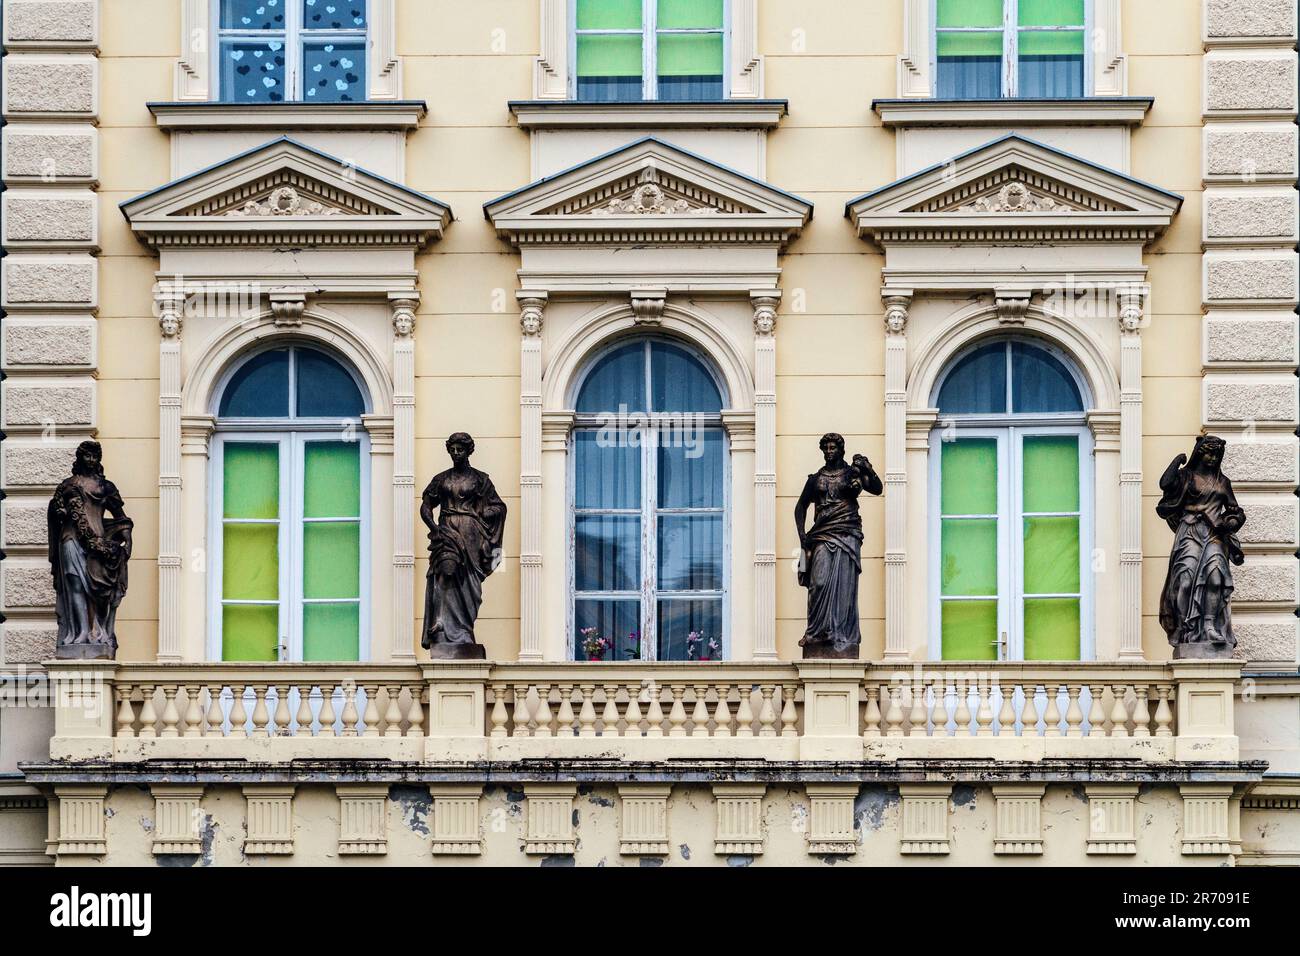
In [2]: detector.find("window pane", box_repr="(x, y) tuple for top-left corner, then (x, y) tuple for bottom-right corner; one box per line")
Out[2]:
(222, 604), (279, 661)
(576, 34), (643, 101)
(658, 0), (723, 29)
(940, 438), (997, 515)
(296, 349), (365, 417)
(1023, 597), (1080, 660)
(220, 349), (290, 418)
(223, 442), (280, 519)
(1018, 0), (1085, 26)
(1022, 435), (1079, 512)
(651, 342), (722, 413)
(303, 0), (367, 29)
(220, 0), (285, 30)
(219, 39), (286, 102)
(1018, 32), (1084, 97)
(576, 342), (646, 414)
(936, 0), (1003, 28)
(936, 342), (1007, 413)
(1023, 516), (1079, 593)
(658, 430), (724, 508)
(303, 40), (366, 101)
(574, 598), (641, 660)
(941, 600), (998, 660)
(657, 33), (724, 100)
(1011, 343), (1082, 413)
(574, 515), (641, 592)
(576, 0), (641, 29)
(304, 442), (361, 518)
(223, 524), (279, 599)
(574, 431), (641, 510)
(304, 522), (360, 599)
(303, 602), (360, 661)
(941, 519), (998, 596)
(658, 515), (723, 591)
(657, 598), (723, 661)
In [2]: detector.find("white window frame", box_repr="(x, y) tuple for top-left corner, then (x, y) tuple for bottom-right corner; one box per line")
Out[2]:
(566, 339), (731, 661)
(211, 0), (370, 103)
(207, 347), (372, 662)
(930, 0), (1093, 98)
(568, 0), (731, 101)
(926, 340), (1095, 661)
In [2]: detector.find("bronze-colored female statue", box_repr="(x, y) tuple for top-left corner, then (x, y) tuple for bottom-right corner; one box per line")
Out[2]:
(420, 433), (507, 660)
(794, 433), (883, 659)
(1156, 435), (1246, 659)
(48, 440), (133, 660)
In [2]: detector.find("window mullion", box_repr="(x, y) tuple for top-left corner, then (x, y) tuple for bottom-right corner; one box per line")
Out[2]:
(1005, 0), (1017, 97)
(644, 0), (656, 100)
(287, 0), (301, 101)
(642, 424), (658, 661)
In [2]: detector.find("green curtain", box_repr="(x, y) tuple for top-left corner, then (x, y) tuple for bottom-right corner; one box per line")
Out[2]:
(576, 0), (641, 30)
(1021, 436), (1081, 660)
(940, 439), (999, 660)
(937, 0), (1003, 28)
(657, 32), (723, 75)
(577, 34), (643, 77)
(302, 442), (361, 661)
(1018, 0), (1084, 26)
(222, 442), (279, 661)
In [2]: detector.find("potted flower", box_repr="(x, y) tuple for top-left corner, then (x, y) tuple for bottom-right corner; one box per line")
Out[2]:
(686, 631), (722, 661)
(580, 627), (610, 662)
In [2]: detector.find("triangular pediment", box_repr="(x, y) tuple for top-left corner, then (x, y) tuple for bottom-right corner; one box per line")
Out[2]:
(122, 137), (451, 248)
(847, 134), (1181, 242)
(485, 137), (812, 245)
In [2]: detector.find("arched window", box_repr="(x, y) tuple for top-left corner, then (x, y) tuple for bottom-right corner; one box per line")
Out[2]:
(571, 338), (727, 661)
(212, 345), (369, 661)
(930, 338), (1091, 661)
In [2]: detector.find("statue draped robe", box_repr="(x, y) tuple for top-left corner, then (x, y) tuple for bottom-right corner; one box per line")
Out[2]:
(420, 467), (507, 648)
(48, 474), (133, 655)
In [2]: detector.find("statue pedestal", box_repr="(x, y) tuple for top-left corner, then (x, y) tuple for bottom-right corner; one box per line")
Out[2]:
(1173, 643), (1233, 660)
(427, 643), (487, 661)
(801, 643), (860, 661)
(55, 644), (116, 661)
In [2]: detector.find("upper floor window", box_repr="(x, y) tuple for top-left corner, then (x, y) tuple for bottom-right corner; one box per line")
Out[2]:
(935, 0), (1087, 99)
(216, 0), (368, 102)
(573, 0), (726, 101)
(212, 346), (369, 662)
(930, 339), (1092, 662)
(570, 339), (728, 661)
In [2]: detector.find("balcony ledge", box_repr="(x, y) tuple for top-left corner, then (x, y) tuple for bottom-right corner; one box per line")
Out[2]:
(872, 97), (1153, 128)
(508, 99), (788, 129)
(147, 100), (428, 132)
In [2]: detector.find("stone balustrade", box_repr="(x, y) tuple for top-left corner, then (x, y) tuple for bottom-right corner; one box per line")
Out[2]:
(45, 659), (1242, 765)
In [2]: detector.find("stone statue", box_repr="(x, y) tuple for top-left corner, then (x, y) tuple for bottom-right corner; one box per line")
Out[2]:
(48, 440), (133, 660)
(1156, 435), (1246, 659)
(420, 433), (507, 660)
(794, 433), (883, 659)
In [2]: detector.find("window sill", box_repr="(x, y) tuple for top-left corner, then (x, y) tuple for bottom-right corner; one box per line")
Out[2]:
(148, 100), (428, 132)
(508, 99), (788, 130)
(872, 97), (1153, 128)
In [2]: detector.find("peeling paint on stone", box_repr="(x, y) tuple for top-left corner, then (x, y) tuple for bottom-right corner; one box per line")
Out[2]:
(588, 794), (614, 808)
(726, 854), (754, 867)
(679, 843), (690, 860)
(390, 785), (431, 836)
(540, 854), (575, 867)
(854, 784), (900, 831)
(638, 856), (663, 867)
(140, 816), (154, 832)
(952, 784), (977, 809)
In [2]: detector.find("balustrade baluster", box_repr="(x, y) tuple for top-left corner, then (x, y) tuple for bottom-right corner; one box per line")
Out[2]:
(1043, 684), (1063, 738)
(908, 678), (926, 734)
(576, 685), (597, 737)
(181, 685), (203, 738)
(534, 685), (554, 737)
(384, 684), (404, 737)
(489, 684), (509, 737)
(862, 684), (881, 738)
(975, 680), (994, 737)
(713, 684), (733, 737)
(555, 686), (576, 736)
(115, 685), (136, 738)
(1087, 684), (1106, 737)
(624, 684), (644, 736)
(734, 686), (754, 738)
(361, 684), (381, 737)
(758, 686), (777, 737)
(1064, 684), (1084, 738)
(996, 682), (1015, 736)
(1153, 684), (1174, 737)
(317, 684), (336, 738)
(667, 685), (688, 737)
(136, 684), (158, 738)
(601, 684), (620, 736)
(158, 686), (181, 738)
(249, 684), (270, 738)
(512, 684), (531, 738)
(269, 685), (288, 737)
(932, 679), (950, 736)
(781, 683), (799, 738)
(228, 686), (247, 738)
(296, 685), (314, 736)
(1020, 683), (1039, 736)
(1108, 684), (1130, 738)
(884, 684), (905, 737)
(206, 685), (224, 737)
(645, 684), (665, 737)
(953, 678), (971, 735)
(1132, 685), (1152, 738)
(406, 686), (425, 738)
(690, 685), (710, 737)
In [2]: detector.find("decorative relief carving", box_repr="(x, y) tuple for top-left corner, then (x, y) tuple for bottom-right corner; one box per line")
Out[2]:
(224, 186), (343, 218)
(591, 167), (719, 217)
(883, 295), (910, 335)
(961, 181), (1065, 213)
(518, 296), (546, 336)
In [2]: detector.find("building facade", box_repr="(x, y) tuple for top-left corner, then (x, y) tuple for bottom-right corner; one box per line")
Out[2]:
(0, 0), (1297, 866)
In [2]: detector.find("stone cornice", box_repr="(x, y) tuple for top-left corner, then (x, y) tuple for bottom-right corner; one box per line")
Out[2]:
(872, 97), (1153, 128)
(508, 99), (788, 129)
(147, 101), (427, 131)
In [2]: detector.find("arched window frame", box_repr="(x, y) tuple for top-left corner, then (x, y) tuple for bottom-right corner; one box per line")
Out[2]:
(926, 335), (1095, 662)
(566, 335), (732, 662)
(206, 344), (373, 662)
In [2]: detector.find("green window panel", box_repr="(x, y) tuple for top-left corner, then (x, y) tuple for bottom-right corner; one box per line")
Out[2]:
(657, 32), (723, 76)
(937, 31), (1003, 56)
(223, 442), (279, 519)
(304, 441), (360, 518)
(940, 438), (997, 515)
(576, 33), (643, 77)
(303, 602), (360, 661)
(941, 519), (998, 596)
(222, 604), (278, 662)
(1023, 516), (1080, 593)
(1018, 0), (1084, 26)
(1018, 29), (1084, 54)
(577, 0), (641, 30)
(223, 524), (279, 600)
(657, 0), (723, 29)
(936, 0), (1003, 28)
(941, 600), (999, 660)
(1023, 597), (1080, 659)
(303, 522), (361, 599)
(1022, 435), (1079, 512)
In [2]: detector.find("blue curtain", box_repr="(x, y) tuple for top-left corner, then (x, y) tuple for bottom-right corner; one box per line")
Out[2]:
(1019, 55), (1084, 97)
(936, 57), (1002, 98)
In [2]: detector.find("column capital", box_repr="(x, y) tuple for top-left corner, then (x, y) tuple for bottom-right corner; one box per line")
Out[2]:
(1117, 285), (1147, 334)
(389, 293), (418, 337)
(750, 289), (780, 335)
(269, 288), (310, 328)
(155, 287), (186, 339)
(630, 288), (667, 325)
(518, 291), (548, 336)
(882, 289), (912, 334)
(993, 286), (1032, 325)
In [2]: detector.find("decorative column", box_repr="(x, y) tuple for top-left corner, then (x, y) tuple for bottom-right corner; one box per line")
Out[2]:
(1117, 290), (1144, 660)
(750, 291), (780, 660)
(540, 410), (575, 660)
(179, 414), (215, 660)
(518, 292), (548, 661)
(389, 293), (419, 660)
(882, 291), (912, 661)
(156, 287), (185, 661)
